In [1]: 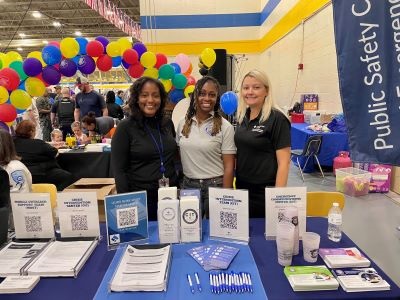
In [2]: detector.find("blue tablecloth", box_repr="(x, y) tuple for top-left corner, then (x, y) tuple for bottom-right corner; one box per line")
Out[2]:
(291, 123), (349, 172)
(94, 221), (267, 300)
(249, 218), (400, 300)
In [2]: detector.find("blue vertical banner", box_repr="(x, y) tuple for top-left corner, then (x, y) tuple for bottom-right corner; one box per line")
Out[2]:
(332, 0), (400, 165)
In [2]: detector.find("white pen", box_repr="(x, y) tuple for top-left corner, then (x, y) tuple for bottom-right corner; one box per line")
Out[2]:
(194, 272), (202, 292)
(247, 272), (253, 293)
(187, 274), (195, 294)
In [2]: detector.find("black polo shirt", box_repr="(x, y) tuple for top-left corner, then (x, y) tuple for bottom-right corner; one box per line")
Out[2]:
(234, 108), (291, 185)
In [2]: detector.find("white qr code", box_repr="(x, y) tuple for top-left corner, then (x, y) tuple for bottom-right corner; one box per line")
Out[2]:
(71, 215), (88, 231)
(219, 211), (238, 230)
(24, 216), (42, 232)
(117, 206), (138, 229)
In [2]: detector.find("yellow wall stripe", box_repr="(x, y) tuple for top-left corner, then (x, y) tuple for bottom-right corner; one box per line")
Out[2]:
(146, 0), (330, 55)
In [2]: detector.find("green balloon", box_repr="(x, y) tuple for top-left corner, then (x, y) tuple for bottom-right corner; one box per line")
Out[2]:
(158, 64), (175, 80)
(9, 61), (28, 81)
(172, 73), (188, 89)
(0, 58), (3, 70)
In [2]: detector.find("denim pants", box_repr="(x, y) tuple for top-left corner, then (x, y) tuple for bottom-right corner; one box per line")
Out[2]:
(181, 175), (223, 218)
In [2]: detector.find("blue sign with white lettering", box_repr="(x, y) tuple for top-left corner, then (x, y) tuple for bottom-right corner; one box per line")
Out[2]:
(332, 0), (400, 165)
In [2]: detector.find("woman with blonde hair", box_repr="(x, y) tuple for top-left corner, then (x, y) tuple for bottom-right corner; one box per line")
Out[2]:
(234, 69), (291, 218)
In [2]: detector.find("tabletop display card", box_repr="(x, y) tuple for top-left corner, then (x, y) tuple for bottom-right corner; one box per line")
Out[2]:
(57, 192), (100, 238)
(105, 191), (149, 249)
(0, 275), (40, 294)
(0, 242), (50, 277)
(209, 187), (249, 243)
(10, 193), (54, 239)
(180, 196), (201, 242)
(332, 268), (391, 292)
(319, 247), (371, 268)
(284, 265), (339, 291)
(265, 187), (306, 240)
(157, 199), (180, 243)
(158, 186), (178, 201)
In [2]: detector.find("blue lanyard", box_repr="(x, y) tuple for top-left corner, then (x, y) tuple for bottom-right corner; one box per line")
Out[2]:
(144, 122), (166, 174)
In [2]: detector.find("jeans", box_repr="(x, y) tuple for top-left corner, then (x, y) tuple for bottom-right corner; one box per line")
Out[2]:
(181, 175), (223, 218)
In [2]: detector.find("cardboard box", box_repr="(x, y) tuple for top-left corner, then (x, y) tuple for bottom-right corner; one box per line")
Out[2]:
(63, 178), (116, 221)
(391, 166), (400, 195)
(320, 113), (335, 124)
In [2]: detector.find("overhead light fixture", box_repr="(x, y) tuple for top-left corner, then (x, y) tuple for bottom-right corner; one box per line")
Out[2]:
(32, 11), (41, 18)
(74, 31), (82, 36)
(19, 33), (26, 38)
(17, 47), (23, 51)
(42, 40), (48, 44)
(53, 21), (61, 27)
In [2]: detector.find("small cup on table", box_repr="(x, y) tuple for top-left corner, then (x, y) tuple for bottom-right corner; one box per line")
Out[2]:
(276, 222), (295, 266)
(302, 232), (320, 263)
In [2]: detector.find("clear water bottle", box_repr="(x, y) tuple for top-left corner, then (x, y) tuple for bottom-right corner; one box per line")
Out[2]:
(328, 202), (342, 242)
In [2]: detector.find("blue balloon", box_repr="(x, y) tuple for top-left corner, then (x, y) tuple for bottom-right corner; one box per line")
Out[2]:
(41, 45), (62, 65)
(16, 108), (26, 114)
(220, 91), (238, 115)
(71, 55), (81, 64)
(170, 63), (181, 74)
(169, 89), (184, 104)
(18, 80), (26, 91)
(75, 37), (88, 55)
(112, 56), (122, 67)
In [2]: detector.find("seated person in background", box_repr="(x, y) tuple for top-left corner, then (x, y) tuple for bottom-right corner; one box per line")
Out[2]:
(13, 120), (74, 191)
(106, 91), (124, 120)
(81, 111), (115, 138)
(49, 129), (67, 149)
(71, 121), (89, 144)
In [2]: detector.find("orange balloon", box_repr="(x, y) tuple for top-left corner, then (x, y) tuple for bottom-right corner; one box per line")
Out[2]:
(184, 63), (193, 76)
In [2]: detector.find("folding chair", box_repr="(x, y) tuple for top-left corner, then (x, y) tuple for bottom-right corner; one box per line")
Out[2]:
(307, 191), (345, 217)
(291, 134), (324, 181)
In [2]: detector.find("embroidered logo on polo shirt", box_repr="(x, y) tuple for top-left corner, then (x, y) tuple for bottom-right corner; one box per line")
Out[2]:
(204, 124), (213, 136)
(252, 125), (265, 133)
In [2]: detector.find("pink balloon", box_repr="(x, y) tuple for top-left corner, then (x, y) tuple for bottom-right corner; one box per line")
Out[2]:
(175, 53), (190, 73)
(49, 41), (60, 48)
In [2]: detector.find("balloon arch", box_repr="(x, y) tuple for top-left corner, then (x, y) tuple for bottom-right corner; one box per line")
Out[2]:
(0, 36), (239, 128)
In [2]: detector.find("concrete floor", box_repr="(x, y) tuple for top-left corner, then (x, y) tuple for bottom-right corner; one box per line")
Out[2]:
(288, 165), (400, 287)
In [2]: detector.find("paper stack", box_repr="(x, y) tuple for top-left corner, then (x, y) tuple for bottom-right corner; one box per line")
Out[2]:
(0, 276), (40, 294)
(284, 266), (339, 291)
(319, 247), (371, 268)
(332, 268), (390, 292)
(187, 244), (239, 271)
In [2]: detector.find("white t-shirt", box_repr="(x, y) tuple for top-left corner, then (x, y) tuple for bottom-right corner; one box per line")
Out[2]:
(3, 160), (32, 193)
(177, 116), (236, 179)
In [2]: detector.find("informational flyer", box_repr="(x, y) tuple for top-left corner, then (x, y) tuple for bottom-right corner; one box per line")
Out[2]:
(104, 191), (148, 249)
(265, 187), (307, 239)
(57, 192), (100, 238)
(209, 187), (249, 243)
(10, 193), (54, 239)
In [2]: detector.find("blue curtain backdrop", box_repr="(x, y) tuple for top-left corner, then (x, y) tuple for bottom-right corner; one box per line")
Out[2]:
(332, 0), (400, 165)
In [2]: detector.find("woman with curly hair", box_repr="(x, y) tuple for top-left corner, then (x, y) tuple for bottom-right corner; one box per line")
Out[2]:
(111, 77), (178, 220)
(176, 76), (236, 217)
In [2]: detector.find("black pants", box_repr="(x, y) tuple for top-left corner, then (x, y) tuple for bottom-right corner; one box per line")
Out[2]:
(33, 168), (75, 191)
(236, 178), (268, 218)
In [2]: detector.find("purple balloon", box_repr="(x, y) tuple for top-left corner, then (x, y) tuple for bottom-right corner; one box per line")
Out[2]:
(121, 59), (130, 69)
(77, 55), (96, 75)
(59, 59), (77, 77)
(95, 36), (109, 53)
(132, 43), (147, 58)
(42, 66), (61, 85)
(0, 121), (10, 133)
(23, 58), (42, 77)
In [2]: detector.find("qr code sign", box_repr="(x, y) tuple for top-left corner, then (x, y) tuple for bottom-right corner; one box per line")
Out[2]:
(24, 216), (42, 232)
(71, 215), (88, 231)
(117, 206), (138, 229)
(219, 211), (238, 230)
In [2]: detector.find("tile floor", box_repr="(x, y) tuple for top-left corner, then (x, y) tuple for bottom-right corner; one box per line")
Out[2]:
(288, 165), (400, 287)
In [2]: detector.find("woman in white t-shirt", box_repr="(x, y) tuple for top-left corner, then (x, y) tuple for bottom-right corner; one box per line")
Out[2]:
(0, 130), (32, 193)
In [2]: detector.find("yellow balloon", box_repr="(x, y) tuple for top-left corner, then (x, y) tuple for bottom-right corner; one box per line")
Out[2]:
(28, 51), (46, 67)
(60, 37), (80, 58)
(106, 41), (121, 57)
(5, 51), (23, 67)
(140, 52), (156, 68)
(143, 67), (158, 79)
(5, 121), (14, 127)
(0, 86), (9, 104)
(184, 85), (195, 98)
(10, 89), (32, 110)
(160, 79), (172, 92)
(200, 48), (216, 68)
(25, 77), (46, 97)
(117, 37), (132, 53)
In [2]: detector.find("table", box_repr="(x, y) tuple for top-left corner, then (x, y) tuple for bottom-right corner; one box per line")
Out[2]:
(57, 150), (113, 180)
(0, 219), (399, 300)
(291, 123), (349, 172)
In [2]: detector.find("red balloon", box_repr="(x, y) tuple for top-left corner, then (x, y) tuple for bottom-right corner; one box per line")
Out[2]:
(96, 54), (113, 72)
(0, 68), (20, 91)
(155, 53), (168, 69)
(122, 49), (139, 65)
(86, 41), (104, 58)
(49, 41), (60, 48)
(0, 103), (17, 123)
(187, 75), (196, 86)
(128, 63), (144, 78)
(35, 73), (50, 87)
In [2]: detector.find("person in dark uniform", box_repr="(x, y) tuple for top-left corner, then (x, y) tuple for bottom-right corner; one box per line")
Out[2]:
(51, 87), (75, 138)
(105, 91), (124, 120)
(234, 69), (291, 218)
(111, 77), (178, 220)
